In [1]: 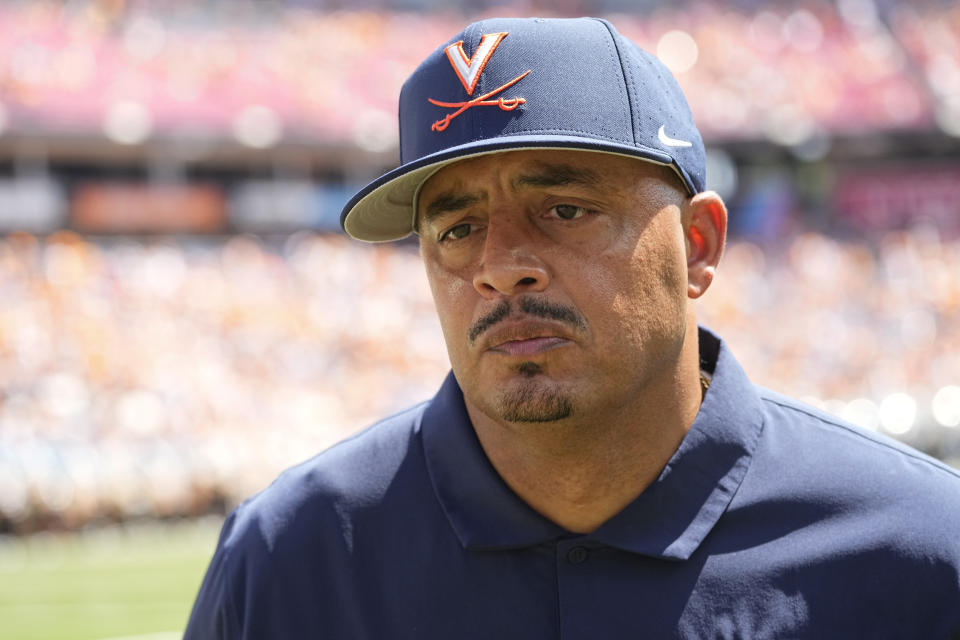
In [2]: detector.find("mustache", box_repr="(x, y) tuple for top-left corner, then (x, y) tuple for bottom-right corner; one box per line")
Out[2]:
(467, 296), (587, 344)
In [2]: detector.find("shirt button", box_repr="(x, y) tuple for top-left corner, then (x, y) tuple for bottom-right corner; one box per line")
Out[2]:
(566, 546), (589, 565)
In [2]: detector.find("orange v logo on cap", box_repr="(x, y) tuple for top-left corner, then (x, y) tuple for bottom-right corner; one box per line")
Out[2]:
(429, 31), (530, 132)
(445, 32), (508, 96)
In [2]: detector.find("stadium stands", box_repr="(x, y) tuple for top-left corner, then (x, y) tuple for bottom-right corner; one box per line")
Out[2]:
(0, 1), (958, 533)
(0, 1), (958, 146)
(0, 230), (958, 534)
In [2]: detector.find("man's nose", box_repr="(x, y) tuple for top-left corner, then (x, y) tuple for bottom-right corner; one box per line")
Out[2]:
(471, 221), (550, 298)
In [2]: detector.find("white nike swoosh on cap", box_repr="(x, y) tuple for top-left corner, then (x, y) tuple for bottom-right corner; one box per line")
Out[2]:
(658, 125), (693, 148)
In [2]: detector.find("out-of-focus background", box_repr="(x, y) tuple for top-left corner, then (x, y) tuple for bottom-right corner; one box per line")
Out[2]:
(0, 0), (958, 637)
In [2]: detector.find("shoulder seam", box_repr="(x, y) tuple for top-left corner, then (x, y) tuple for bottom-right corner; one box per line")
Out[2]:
(760, 391), (960, 481)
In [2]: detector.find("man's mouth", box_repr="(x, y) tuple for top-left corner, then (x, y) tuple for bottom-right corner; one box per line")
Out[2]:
(493, 336), (569, 357)
(483, 320), (574, 356)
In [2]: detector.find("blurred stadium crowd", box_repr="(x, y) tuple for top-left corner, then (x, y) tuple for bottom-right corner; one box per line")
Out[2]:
(0, 231), (448, 534)
(1, 229), (958, 535)
(0, 0), (959, 535)
(0, 0), (959, 146)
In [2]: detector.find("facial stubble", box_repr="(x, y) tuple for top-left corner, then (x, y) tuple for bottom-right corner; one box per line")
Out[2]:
(495, 361), (573, 423)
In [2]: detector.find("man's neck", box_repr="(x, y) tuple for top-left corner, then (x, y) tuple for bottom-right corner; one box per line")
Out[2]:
(466, 324), (704, 534)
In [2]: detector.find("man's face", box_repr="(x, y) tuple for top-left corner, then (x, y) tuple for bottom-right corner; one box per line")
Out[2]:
(417, 149), (692, 426)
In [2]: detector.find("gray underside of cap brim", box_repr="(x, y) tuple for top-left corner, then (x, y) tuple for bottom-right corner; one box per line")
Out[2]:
(341, 136), (691, 243)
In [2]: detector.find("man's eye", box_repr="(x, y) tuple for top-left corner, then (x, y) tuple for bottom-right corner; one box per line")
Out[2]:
(552, 204), (586, 220)
(440, 223), (472, 242)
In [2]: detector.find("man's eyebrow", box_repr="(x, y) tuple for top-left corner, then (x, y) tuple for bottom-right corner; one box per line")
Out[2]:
(512, 163), (602, 189)
(420, 192), (481, 228)
(417, 162), (599, 230)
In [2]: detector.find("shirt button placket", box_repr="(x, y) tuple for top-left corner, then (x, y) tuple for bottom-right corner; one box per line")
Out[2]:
(558, 541), (597, 640)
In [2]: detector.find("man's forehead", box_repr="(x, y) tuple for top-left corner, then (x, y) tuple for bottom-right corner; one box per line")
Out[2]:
(417, 151), (602, 224)
(417, 149), (680, 218)
(426, 154), (600, 193)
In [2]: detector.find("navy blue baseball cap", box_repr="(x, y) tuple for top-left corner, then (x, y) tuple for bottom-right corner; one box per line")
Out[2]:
(341, 17), (705, 242)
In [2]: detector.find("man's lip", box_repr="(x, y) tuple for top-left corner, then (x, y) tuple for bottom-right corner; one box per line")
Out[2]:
(492, 336), (569, 357)
(481, 321), (576, 354)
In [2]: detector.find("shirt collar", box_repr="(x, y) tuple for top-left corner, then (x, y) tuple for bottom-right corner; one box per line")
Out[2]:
(420, 327), (765, 559)
(421, 372), (566, 549)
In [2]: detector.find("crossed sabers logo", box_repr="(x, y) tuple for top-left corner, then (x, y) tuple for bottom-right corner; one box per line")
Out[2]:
(429, 32), (530, 132)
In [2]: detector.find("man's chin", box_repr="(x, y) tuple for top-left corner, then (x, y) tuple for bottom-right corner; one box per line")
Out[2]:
(493, 377), (574, 423)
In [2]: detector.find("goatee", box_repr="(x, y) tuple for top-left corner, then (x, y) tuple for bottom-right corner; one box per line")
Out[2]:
(496, 368), (573, 423)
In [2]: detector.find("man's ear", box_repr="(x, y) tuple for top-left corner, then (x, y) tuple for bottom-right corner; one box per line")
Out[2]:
(684, 191), (727, 299)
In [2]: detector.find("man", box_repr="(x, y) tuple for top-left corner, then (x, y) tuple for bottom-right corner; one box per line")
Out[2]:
(185, 17), (960, 638)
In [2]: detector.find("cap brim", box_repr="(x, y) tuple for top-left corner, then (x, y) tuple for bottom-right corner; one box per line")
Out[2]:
(341, 134), (690, 242)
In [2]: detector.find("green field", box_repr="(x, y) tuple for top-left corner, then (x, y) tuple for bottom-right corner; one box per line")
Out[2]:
(0, 518), (223, 640)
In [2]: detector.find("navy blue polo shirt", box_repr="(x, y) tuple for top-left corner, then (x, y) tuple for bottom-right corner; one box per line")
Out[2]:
(185, 329), (960, 639)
